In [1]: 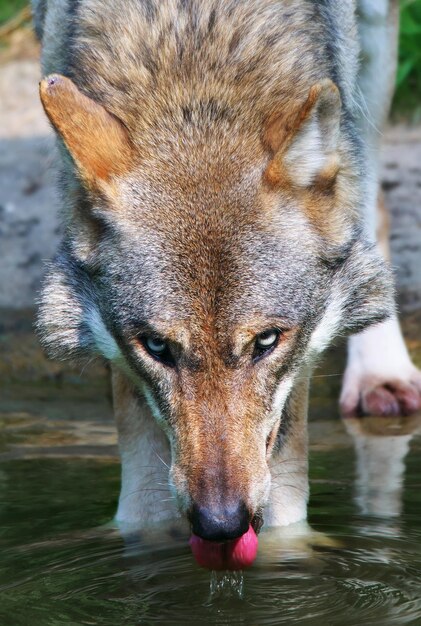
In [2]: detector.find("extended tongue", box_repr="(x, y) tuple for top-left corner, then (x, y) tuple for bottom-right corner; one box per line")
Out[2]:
(189, 525), (258, 570)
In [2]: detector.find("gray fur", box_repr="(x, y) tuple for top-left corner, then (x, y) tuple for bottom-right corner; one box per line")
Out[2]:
(31, 0), (47, 40)
(35, 0), (394, 381)
(34, 0), (397, 529)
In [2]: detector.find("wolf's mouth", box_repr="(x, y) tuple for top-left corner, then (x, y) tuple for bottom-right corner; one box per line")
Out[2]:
(189, 524), (259, 570)
(189, 508), (264, 570)
(251, 508), (264, 534)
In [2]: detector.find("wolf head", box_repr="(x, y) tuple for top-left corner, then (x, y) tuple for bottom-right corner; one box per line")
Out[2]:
(38, 74), (393, 536)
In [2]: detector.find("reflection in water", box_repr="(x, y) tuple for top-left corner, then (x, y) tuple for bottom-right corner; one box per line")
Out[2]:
(344, 415), (421, 522)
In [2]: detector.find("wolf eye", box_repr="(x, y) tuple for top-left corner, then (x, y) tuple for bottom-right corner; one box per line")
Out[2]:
(253, 329), (280, 362)
(142, 336), (175, 367)
(145, 337), (166, 354)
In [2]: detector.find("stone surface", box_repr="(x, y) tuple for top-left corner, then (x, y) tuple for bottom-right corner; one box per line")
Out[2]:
(0, 60), (59, 309)
(383, 126), (421, 312)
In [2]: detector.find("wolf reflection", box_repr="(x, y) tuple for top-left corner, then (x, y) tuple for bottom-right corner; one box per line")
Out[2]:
(345, 415), (421, 524)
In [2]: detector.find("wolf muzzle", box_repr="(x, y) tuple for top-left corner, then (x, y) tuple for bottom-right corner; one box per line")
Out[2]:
(189, 500), (251, 542)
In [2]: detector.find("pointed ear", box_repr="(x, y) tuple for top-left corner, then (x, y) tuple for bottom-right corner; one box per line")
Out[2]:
(264, 79), (341, 188)
(39, 74), (133, 185)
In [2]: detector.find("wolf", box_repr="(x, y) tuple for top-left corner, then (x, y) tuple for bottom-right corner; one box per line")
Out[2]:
(33, 0), (421, 563)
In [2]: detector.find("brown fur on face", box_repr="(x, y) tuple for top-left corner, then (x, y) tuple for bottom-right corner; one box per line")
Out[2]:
(36, 68), (383, 515)
(263, 79), (339, 155)
(131, 317), (298, 516)
(39, 0), (362, 251)
(36, 0), (395, 527)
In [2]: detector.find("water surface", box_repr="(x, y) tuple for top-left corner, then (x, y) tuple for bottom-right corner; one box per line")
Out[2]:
(1, 407), (421, 626)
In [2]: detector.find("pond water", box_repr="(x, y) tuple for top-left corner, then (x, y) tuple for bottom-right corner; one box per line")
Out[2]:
(1, 404), (421, 626)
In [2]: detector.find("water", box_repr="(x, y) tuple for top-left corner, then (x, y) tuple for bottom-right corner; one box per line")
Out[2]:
(1, 409), (421, 626)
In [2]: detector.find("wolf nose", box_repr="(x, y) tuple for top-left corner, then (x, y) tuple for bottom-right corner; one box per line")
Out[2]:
(190, 501), (250, 541)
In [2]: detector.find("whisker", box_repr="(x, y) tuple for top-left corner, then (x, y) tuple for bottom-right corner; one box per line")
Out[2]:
(270, 483), (308, 495)
(309, 372), (343, 379)
(153, 448), (170, 470)
(119, 486), (171, 503)
(293, 372), (343, 382)
(270, 457), (304, 466)
(79, 356), (98, 376)
(271, 465), (303, 476)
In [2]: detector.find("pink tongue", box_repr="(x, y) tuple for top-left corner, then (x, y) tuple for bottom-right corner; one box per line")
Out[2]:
(189, 525), (258, 570)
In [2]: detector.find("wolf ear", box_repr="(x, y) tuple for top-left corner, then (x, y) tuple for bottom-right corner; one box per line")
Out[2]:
(264, 79), (341, 188)
(39, 74), (133, 185)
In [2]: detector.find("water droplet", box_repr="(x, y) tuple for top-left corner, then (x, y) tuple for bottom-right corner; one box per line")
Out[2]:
(208, 569), (244, 602)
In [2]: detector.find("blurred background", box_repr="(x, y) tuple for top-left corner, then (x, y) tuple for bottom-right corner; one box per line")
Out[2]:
(0, 3), (421, 623)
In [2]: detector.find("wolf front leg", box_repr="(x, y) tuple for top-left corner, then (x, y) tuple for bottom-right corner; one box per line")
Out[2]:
(342, 193), (421, 417)
(341, 316), (421, 417)
(112, 368), (179, 528)
(341, 0), (421, 417)
(265, 374), (310, 527)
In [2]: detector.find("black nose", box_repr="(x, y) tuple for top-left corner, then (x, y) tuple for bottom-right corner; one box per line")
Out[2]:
(190, 501), (250, 541)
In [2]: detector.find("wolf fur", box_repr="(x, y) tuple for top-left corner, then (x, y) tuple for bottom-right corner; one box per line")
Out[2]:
(33, 0), (419, 532)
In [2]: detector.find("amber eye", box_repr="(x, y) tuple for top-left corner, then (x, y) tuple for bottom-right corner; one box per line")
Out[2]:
(141, 336), (175, 367)
(253, 329), (280, 362)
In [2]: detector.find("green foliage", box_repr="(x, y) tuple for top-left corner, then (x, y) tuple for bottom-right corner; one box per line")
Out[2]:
(0, 0), (27, 25)
(393, 0), (421, 118)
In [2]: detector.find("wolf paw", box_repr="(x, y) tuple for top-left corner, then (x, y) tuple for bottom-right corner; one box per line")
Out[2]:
(340, 372), (421, 417)
(341, 319), (421, 418)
